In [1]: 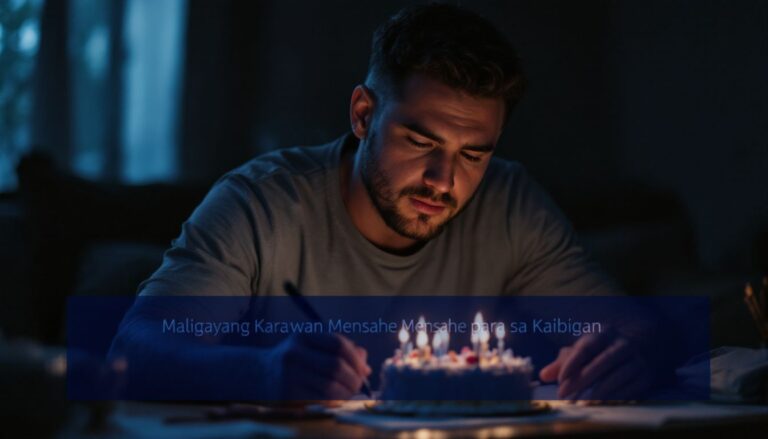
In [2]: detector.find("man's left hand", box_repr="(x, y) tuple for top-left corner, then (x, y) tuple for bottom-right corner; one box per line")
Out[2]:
(539, 330), (656, 401)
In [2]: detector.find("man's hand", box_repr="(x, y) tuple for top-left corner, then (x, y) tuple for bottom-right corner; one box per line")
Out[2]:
(539, 330), (655, 401)
(266, 333), (371, 400)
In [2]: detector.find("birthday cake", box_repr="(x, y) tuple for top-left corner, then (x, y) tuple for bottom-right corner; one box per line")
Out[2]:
(375, 315), (535, 414)
(379, 347), (534, 401)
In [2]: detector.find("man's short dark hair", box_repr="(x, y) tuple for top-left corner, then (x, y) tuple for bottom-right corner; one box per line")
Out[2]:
(366, 3), (525, 114)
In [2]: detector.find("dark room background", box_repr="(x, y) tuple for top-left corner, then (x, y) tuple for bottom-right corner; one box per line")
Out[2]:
(0, 0), (766, 345)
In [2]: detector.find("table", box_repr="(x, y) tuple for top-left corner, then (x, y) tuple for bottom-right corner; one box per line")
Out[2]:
(58, 400), (768, 439)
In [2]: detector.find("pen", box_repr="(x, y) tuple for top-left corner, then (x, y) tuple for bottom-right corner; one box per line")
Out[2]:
(283, 281), (324, 322)
(283, 282), (373, 398)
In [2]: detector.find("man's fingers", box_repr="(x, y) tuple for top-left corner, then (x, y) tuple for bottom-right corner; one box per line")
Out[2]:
(558, 333), (612, 384)
(356, 346), (372, 375)
(336, 335), (370, 377)
(295, 346), (362, 395)
(564, 338), (632, 397)
(332, 356), (364, 395)
(539, 346), (571, 382)
(299, 334), (370, 378)
(539, 362), (560, 382)
(278, 335), (367, 400)
(540, 356), (564, 382)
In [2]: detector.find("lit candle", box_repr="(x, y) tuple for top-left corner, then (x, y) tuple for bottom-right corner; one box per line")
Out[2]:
(430, 326), (447, 357)
(398, 321), (410, 356)
(416, 316), (428, 358)
(495, 322), (506, 353)
(472, 312), (483, 356)
(479, 322), (490, 354)
(432, 328), (442, 356)
(440, 326), (450, 356)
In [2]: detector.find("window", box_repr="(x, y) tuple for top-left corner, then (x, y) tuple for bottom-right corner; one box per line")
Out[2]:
(0, 0), (186, 191)
(69, 0), (186, 183)
(0, 0), (44, 191)
(121, 0), (185, 183)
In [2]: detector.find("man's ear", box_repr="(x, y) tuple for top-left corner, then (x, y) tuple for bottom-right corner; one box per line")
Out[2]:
(350, 85), (375, 140)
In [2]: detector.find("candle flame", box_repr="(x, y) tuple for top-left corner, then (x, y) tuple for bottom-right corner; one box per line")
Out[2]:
(398, 323), (410, 344)
(415, 315), (428, 348)
(473, 312), (485, 339)
(495, 323), (506, 339)
(416, 329), (428, 348)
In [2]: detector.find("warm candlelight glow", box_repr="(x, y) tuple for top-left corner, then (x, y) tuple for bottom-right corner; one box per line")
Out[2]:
(382, 310), (535, 402)
(437, 327), (450, 357)
(495, 322), (506, 352)
(475, 313), (489, 344)
(399, 323), (410, 344)
(479, 327), (490, 344)
(416, 316), (428, 349)
(473, 312), (483, 342)
(416, 330), (428, 349)
(432, 331), (441, 350)
(495, 323), (505, 340)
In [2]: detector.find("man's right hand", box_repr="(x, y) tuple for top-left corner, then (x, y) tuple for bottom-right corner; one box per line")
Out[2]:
(265, 333), (371, 400)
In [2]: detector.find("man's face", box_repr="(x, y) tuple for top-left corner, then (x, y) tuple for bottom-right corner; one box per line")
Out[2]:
(360, 75), (506, 241)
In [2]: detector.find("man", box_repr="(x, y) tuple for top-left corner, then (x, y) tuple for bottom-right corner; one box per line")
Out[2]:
(112, 4), (657, 401)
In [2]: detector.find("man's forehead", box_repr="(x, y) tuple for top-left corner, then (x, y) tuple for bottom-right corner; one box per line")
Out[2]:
(401, 75), (498, 104)
(384, 75), (505, 140)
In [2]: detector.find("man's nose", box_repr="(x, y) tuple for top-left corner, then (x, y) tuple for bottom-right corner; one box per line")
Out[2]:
(422, 150), (455, 194)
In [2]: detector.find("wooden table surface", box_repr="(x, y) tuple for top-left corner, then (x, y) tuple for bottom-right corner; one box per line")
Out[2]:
(68, 401), (768, 439)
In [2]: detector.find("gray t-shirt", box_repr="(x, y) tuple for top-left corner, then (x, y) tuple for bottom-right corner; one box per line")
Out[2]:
(138, 133), (618, 298)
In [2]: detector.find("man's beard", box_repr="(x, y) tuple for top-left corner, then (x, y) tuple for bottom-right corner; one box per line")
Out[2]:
(360, 130), (458, 241)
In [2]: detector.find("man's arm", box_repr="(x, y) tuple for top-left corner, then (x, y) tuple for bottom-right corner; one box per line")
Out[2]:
(506, 167), (664, 400)
(109, 175), (369, 400)
(138, 174), (261, 299)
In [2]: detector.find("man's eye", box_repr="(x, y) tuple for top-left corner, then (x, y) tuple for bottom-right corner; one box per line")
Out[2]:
(407, 137), (431, 148)
(461, 152), (482, 163)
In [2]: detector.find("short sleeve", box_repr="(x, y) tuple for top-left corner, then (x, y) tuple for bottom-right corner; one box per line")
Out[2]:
(138, 174), (260, 299)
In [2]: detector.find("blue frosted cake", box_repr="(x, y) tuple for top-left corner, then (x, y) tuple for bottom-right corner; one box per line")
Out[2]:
(380, 347), (533, 400)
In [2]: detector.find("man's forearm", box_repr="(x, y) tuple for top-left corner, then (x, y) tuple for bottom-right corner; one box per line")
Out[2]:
(109, 316), (274, 400)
